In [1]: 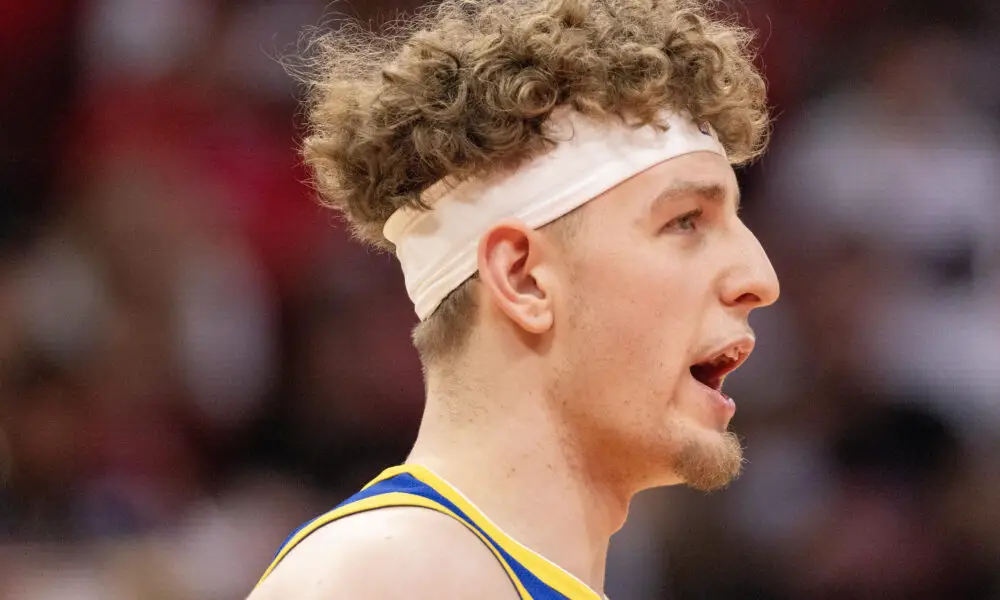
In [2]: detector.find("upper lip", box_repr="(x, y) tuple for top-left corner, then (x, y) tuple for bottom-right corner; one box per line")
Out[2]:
(692, 336), (755, 379)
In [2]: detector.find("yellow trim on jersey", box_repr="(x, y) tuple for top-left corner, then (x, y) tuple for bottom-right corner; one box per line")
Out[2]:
(255, 490), (533, 600)
(400, 465), (603, 600)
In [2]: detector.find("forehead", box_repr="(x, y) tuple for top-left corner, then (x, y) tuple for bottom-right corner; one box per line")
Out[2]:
(587, 152), (738, 217)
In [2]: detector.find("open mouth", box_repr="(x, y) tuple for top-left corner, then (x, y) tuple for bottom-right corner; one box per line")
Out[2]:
(689, 348), (748, 398)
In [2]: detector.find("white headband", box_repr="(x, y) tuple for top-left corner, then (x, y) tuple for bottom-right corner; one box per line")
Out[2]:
(383, 109), (728, 320)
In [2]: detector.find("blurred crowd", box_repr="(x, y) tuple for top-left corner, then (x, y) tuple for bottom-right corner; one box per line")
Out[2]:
(0, 1), (998, 599)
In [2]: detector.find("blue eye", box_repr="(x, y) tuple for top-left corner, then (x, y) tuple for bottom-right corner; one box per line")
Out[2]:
(665, 208), (703, 233)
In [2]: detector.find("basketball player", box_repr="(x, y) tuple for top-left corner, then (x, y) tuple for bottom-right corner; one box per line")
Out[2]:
(250, 0), (779, 598)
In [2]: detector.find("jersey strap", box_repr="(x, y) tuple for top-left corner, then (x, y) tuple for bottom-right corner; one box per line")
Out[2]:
(255, 465), (602, 600)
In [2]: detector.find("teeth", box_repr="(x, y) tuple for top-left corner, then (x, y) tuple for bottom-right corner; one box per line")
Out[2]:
(710, 348), (739, 365)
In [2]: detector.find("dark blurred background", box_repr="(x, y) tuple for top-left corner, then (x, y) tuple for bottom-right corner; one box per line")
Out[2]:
(0, 1), (998, 598)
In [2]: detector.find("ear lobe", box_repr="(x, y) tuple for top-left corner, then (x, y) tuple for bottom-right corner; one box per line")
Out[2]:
(477, 220), (555, 335)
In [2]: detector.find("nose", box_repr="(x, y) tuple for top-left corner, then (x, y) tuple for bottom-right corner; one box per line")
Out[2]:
(721, 221), (780, 310)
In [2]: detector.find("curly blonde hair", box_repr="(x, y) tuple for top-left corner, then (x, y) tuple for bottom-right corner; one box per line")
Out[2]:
(300, 0), (769, 364)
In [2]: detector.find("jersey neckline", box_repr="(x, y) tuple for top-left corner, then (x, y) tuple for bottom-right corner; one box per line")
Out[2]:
(372, 463), (605, 600)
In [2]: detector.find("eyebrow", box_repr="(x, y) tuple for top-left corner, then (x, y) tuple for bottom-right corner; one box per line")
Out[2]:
(650, 181), (741, 213)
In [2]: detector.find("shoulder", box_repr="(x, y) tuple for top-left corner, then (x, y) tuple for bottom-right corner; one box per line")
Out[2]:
(247, 506), (519, 600)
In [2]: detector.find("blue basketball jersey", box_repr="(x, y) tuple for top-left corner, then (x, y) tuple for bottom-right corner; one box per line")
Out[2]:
(255, 464), (604, 599)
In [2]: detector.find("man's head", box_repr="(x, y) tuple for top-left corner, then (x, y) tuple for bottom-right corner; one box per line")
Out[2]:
(300, 0), (778, 491)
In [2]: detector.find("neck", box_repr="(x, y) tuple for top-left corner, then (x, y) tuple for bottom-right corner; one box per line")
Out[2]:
(407, 374), (633, 596)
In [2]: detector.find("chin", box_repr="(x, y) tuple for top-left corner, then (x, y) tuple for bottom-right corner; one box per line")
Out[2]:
(672, 429), (744, 492)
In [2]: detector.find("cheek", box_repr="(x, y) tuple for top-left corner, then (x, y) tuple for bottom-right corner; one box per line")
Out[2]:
(564, 262), (699, 392)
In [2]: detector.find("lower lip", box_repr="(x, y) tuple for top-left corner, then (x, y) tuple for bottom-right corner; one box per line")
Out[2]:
(694, 378), (736, 421)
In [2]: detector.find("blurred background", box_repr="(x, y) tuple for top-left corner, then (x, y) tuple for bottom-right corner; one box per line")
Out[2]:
(1, 0), (998, 598)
